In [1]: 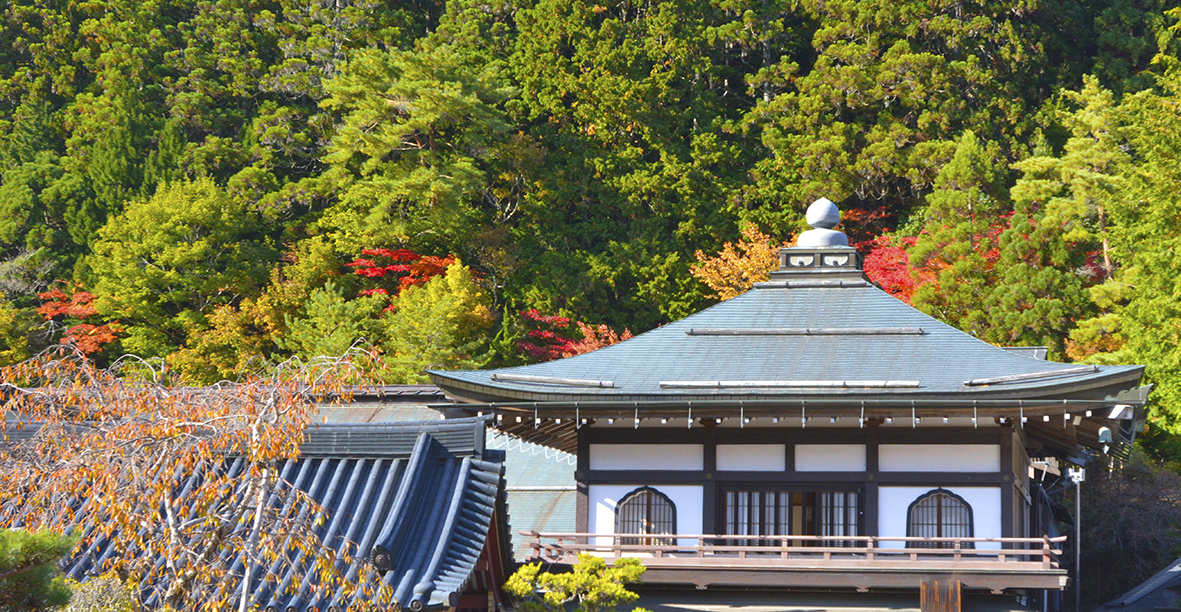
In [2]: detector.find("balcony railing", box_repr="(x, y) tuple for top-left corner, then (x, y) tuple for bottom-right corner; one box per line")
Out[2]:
(522, 531), (1067, 572)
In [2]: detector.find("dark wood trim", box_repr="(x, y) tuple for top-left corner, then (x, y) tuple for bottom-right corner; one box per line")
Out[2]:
(874, 472), (1012, 486)
(582, 470), (871, 484)
(582, 470), (1011, 486)
(703, 430), (717, 472)
(1001, 483), (1015, 539)
(576, 481), (589, 533)
(866, 430), (880, 472)
(871, 429), (1010, 445)
(865, 482), (879, 537)
(577, 429), (590, 474)
(702, 480), (717, 534)
(1000, 429), (1014, 539)
(581, 426), (1005, 446)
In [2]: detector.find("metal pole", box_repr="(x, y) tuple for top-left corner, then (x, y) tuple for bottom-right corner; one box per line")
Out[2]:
(1075, 477), (1081, 612)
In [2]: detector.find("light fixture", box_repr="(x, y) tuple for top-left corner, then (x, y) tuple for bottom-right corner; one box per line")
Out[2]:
(830, 417), (836, 424)
(516, 416), (522, 423)
(773, 417), (779, 424)
(886, 417), (893, 424)
(608, 418), (615, 424)
(1043, 415), (1050, 422)
(555, 419), (561, 424)
(1085, 410), (1092, 417)
(943, 417), (949, 423)
(661, 418), (668, 424)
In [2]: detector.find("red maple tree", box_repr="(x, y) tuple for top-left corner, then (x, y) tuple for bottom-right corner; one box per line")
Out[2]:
(36, 283), (120, 354)
(862, 236), (919, 304)
(346, 248), (455, 299)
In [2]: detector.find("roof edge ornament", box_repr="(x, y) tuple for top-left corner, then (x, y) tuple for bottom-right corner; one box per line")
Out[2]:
(769, 198), (866, 282)
(797, 197), (848, 247)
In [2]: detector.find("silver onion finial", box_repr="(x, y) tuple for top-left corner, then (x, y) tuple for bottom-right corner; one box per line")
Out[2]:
(797, 198), (849, 247)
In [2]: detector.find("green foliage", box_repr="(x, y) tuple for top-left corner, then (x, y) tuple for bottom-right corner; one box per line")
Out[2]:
(0, 0), (1178, 381)
(280, 280), (383, 360)
(909, 131), (1009, 337)
(1099, 64), (1181, 436)
(380, 262), (493, 382)
(64, 574), (136, 612)
(89, 178), (279, 357)
(0, 299), (37, 366)
(0, 529), (75, 611)
(319, 40), (515, 252)
(504, 554), (648, 612)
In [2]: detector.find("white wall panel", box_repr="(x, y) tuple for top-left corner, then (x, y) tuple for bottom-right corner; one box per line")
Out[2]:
(795, 444), (867, 472)
(879, 444), (1000, 472)
(589, 444), (703, 471)
(588, 484), (703, 547)
(717, 444), (785, 471)
(878, 486), (1001, 549)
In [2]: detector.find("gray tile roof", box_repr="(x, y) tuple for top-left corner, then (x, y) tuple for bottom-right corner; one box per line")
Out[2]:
(1097, 557), (1181, 612)
(315, 404), (577, 562)
(429, 280), (1143, 403)
(63, 417), (504, 612)
(487, 432), (577, 561)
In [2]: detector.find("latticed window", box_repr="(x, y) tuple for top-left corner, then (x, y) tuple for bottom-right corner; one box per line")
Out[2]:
(725, 490), (790, 546)
(907, 489), (974, 548)
(615, 487), (675, 546)
(819, 491), (859, 547)
(723, 489), (860, 547)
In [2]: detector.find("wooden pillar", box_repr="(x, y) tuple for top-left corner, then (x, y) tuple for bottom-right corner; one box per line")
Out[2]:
(920, 578), (961, 612)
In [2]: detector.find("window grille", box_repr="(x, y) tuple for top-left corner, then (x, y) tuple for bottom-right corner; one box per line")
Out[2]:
(615, 487), (675, 546)
(907, 489), (974, 548)
(723, 489), (860, 547)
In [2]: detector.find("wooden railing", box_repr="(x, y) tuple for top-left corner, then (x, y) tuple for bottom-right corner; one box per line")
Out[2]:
(522, 531), (1067, 571)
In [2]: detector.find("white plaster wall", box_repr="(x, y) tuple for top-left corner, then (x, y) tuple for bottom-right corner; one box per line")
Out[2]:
(589, 444), (703, 470)
(795, 444), (867, 472)
(879, 444), (1000, 472)
(717, 444), (785, 471)
(878, 486), (1001, 550)
(588, 484), (704, 547)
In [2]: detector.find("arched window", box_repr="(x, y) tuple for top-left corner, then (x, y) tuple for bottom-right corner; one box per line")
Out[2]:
(907, 488), (974, 549)
(615, 487), (676, 546)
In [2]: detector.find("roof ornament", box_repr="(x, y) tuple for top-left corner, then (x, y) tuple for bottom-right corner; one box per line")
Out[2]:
(797, 197), (849, 247)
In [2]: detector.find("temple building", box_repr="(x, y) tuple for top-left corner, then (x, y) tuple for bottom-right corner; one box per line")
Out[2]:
(428, 199), (1151, 612)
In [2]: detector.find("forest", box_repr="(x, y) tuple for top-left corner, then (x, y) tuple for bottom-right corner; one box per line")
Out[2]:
(2, 0), (1181, 443)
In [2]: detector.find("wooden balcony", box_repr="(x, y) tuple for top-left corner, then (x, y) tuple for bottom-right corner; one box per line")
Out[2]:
(521, 531), (1069, 593)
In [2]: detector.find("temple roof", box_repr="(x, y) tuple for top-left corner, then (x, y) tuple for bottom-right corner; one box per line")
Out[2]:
(429, 277), (1143, 405)
(62, 417), (505, 612)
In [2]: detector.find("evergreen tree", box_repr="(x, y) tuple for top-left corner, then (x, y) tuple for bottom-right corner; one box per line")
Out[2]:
(909, 131), (1010, 338)
(0, 529), (74, 611)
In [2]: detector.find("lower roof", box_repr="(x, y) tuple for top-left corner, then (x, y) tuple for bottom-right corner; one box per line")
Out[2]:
(63, 417), (504, 611)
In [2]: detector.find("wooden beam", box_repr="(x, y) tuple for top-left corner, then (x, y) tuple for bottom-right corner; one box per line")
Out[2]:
(921, 578), (961, 612)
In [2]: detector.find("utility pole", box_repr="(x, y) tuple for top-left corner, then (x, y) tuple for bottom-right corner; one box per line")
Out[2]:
(1069, 467), (1086, 612)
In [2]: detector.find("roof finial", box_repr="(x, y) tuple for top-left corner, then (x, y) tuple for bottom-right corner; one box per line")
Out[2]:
(797, 198), (849, 247)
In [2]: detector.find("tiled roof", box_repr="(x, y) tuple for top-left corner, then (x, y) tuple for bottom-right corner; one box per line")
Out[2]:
(429, 281), (1143, 403)
(63, 417), (504, 612)
(487, 432), (577, 561)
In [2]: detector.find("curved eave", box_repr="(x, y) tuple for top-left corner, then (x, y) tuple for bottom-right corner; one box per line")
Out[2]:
(427, 365), (1145, 406)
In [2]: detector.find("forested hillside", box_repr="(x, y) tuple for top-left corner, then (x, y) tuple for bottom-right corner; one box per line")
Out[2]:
(2, 0), (1181, 437)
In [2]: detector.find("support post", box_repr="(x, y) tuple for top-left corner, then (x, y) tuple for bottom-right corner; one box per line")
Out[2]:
(920, 579), (962, 612)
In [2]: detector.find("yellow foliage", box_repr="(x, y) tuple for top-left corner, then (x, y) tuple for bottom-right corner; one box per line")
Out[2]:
(690, 225), (790, 300)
